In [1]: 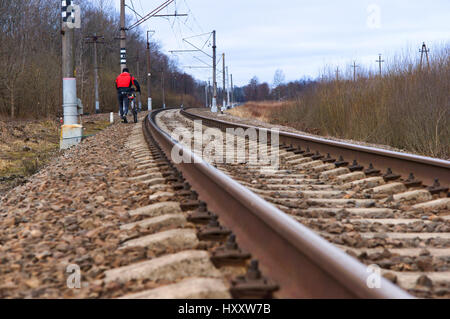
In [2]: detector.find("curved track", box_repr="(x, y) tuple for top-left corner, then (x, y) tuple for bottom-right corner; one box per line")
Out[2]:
(181, 108), (450, 189)
(145, 108), (416, 298)
(146, 107), (450, 298)
(2, 107), (445, 298)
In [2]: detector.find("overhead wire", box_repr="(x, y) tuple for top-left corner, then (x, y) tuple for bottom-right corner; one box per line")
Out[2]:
(168, 1), (201, 76)
(138, 0), (145, 14)
(128, 0), (174, 30)
(153, 0), (214, 81)
(129, 0), (141, 22)
(183, 0), (204, 33)
(123, 0), (210, 80)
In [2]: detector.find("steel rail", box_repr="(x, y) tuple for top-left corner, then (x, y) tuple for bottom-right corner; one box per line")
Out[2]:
(181, 108), (450, 188)
(144, 108), (412, 299)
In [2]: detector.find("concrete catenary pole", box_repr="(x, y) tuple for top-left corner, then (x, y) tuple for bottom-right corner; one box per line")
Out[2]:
(222, 53), (226, 111)
(85, 34), (104, 113)
(211, 30), (217, 112)
(226, 66), (230, 108)
(182, 74), (187, 108)
(136, 51), (142, 111)
(93, 35), (100, 113)
(420, 42), (430, 70)
(230, 74), (234, 107)
(61, 1), (82, 150)
(376, 54), (384, 77)
(205, 83), (208, 108)
(161, 69), (166, 109)
(351, 61), (359, 82)
(146, 31), (152, 110)
(208, 80), (211, 107)
(120, 0), (127, 72)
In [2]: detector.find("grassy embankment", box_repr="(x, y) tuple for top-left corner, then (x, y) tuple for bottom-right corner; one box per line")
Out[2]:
(0, 116), (111, 195)
(229, 47), (449, 159)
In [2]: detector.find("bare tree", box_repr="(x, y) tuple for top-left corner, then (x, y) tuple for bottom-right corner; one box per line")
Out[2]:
(0, 0), (204, 118)
(273, 69), (285, 101)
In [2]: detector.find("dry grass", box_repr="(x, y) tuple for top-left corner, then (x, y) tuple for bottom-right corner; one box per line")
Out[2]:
(0, 114), (113, 195)
(229, 101), (287, 122)
(0, 120), (60, 174)
(230, 46), (450, 159)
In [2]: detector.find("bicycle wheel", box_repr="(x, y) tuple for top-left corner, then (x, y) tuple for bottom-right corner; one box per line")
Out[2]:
(133, 102), (138, 123)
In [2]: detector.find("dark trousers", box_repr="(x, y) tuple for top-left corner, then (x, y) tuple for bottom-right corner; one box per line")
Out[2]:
(117, 91), (129, 117)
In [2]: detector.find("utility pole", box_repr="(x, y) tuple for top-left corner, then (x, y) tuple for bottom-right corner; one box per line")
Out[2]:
(230, 74), (234, 108)
(211, 30), (217, 112)
(136, 51), (140, 80)
(61, 1), (82, 150)
(351, 61), (359, 82)
(226, 66), (230, 108)
(419, 42), (430, 70)
(376, 54), (384, 76)
(120, 0), (127, 72)
(85, 34), (104, 114)
(135, 50), (142, 111)
(182, 74), (186, 108)
(205, 82), (208, 108)
(222, 53), (226, 111)
(93, 37), (100, 113)
(208, 79), (211, 107)
(146, 31), (153, 110)
(161, 69), (166, 109)
(335, 67), (340, 81)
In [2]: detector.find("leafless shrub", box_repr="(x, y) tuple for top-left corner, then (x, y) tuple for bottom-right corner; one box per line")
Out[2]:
(235, 45), (449, 159)
(0, 0), (203, 119)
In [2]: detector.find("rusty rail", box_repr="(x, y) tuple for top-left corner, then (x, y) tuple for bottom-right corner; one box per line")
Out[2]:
(181, 108), (450, 189)
(144, 108), (412, 299)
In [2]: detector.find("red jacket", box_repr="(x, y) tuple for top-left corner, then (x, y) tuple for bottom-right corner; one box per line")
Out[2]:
(115, 72), (137, 89)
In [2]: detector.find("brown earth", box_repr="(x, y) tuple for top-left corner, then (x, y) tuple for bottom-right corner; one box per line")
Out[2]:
(0, 114), (114, 197)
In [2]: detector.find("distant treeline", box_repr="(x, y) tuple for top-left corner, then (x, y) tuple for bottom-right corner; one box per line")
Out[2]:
(233, 45), (450, 159)
(238, 75), (315, 102)
(0, 0), (205, 119)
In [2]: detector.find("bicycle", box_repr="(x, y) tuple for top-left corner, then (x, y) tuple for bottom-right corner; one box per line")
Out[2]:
(127, 89), (138, 123)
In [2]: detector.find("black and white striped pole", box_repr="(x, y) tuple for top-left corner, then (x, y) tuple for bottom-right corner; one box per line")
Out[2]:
(211, 30), (217, 113)
(61, 0), (82, 150)
(120, 0), (127, 72)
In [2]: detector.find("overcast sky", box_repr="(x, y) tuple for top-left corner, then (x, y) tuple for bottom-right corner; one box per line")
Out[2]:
(114, 0), (450, 86)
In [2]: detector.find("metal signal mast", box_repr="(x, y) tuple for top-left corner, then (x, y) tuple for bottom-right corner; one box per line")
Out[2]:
(61, 0), (82, 150)
(419, 42), (430, 70)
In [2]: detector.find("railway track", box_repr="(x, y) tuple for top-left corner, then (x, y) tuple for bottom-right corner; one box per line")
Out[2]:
(0, 114), (250, 299)
(148, 107), (450, 298)
(0, 107), (447, 299)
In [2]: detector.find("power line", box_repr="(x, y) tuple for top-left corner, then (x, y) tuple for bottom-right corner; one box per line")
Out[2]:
(193, 56), (212, 67)
(182, 0), (204, 33)
(168, 10), (183, 50)
(419, 42), (430, 70)
(182, 66), (211, 69)
(351, 61), (359, 81)
(128, 0), (175, 30)
(138, 0), (145, 14)
(163, 0), (211, 79)
(182, 34), (213, 58)
(158, 1), (216, 83)
(85, 34), (105, 113)
(183, 32), (213, 40)
(128, 0), (141, 22)
(376, 54), (384, 76)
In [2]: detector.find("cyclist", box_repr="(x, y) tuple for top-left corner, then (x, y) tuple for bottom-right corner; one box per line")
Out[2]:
(115, 68), (141, 123)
